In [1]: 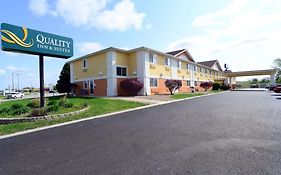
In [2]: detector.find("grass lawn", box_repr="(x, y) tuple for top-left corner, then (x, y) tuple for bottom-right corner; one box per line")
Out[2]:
(0, 96), (5, 99)
(170, 90), (224, 100)
(0, 97), (145, 135)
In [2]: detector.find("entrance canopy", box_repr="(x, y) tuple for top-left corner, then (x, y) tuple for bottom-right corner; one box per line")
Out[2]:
(224, 69), (277, 77)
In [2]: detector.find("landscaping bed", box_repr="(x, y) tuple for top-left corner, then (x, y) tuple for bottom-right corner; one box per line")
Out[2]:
(0, 96), (145, 135)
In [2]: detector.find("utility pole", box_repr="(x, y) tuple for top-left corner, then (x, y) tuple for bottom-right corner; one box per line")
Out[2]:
(11, 72), (14, 92)
(16, 73), (20, 92)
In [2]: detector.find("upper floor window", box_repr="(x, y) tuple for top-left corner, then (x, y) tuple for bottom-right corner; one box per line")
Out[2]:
(186, 63), (189, 69)
(205, 69), (208, 74)
(194, 65), (197, 71)
(83, 59), (88, 69)
(199, 67), (202, 72)
(210, 70), (212, 75)
(165, 57), (171, 66)
(149, 53), (157, 63)
(116, 66), (127, 76)
(177, 61), (182, 68)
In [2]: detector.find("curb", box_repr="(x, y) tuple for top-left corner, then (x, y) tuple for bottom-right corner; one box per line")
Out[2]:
(0, 91), (229, 140)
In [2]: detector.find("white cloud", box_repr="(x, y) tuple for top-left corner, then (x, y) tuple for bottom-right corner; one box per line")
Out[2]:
(77, 42), (103, 54)
(5, 66), (28, 72)
(0, 69), (6, 75)
(28, 0), (145, 31)
(167, 0), (281, 71)
(28, 0), (49, 16)
(95, 0), (145, 31)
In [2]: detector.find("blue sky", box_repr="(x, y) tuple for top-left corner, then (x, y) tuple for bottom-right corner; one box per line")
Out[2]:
(1, 0), (281, 89)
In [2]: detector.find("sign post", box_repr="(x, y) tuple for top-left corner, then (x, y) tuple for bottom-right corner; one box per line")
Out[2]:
(1, 23), (73, 107)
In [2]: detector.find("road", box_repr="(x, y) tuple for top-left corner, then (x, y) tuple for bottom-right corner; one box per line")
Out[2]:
(0, 92), (64, 102)
(1, 91), (281, 175)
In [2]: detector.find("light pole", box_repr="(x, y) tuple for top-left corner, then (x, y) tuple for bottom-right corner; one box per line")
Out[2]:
(11, 72), (14, 92)
(16, 73), (20, 92)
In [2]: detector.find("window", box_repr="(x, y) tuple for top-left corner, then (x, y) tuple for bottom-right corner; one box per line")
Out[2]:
(177, 61), (182, 68)
(84, 81), (88, 89)
(150, 78), (158, 87)
(116, 67), (127, 76)
(186, 64), (189, 69)
(205, 69), (208, 74)
(210, 70), (212, 75)
(200, 67), (202, 72)
(194, 81), (197, 86)
(83, 59), (88, 69)
(149, 53), (156, 63)
(194, 65), (197, 71)
(165, 57), (171, 66)
(187, 80), (191, 86)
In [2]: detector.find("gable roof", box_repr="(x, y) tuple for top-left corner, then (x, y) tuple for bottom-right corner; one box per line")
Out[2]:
(166, 49), (195, 62)
(197, 60), (222, 71)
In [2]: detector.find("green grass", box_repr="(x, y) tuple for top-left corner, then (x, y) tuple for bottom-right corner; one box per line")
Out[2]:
(170, 90), (223, 100)
(171, 92), (205, 99)
(0, 97), (145, 135)
(0, 96), (5, 99)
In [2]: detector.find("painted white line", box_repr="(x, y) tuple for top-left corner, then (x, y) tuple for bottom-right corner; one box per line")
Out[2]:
(0, 91), (229, 140)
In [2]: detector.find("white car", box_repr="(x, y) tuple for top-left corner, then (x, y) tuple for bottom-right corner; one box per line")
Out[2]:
(7, 92), (24, 99)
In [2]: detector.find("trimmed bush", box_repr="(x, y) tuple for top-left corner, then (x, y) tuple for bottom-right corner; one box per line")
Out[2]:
(29, 108), (48, 117)
(212, 83), (222, 90)
(200, 81), (213, 91)
(83, 102), (89, 108)
(47, 104), (60, 112)
(120, 79), (143, 96)
(221, 84), (230, 90)
(47, 101), (57, 106)
(165, 80), (182, 95)
(64, 101), (73, 108)
(26, 99), (40, 108)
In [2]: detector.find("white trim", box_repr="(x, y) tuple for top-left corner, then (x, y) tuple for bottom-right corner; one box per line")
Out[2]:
(70, 62), (74, 83)
(106, 51), (117, 96)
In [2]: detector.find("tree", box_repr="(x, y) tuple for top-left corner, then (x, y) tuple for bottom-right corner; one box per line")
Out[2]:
(212, 82), (222, 90)
(56, 63), (71, 94)
(165, 80), (182, 95)
(200, 81), (213, 91)
(251, 78), (259, 84)
(260, 78), (270, 83)
(120, 79), (143, 96)
(273, 58), (281, 84)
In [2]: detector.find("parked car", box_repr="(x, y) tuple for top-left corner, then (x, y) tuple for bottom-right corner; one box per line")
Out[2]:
(267, 84), (281, 91)
(6, 92), (24, 99)
(274, 87), (281, 93)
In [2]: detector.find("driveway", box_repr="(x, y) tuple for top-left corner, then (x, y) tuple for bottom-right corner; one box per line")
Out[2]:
(1, 91), (281, 175)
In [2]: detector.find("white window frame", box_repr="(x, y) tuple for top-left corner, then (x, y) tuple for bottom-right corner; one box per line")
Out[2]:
(116, 66), (128, 77)
(150, 78), (158, 87)
(149, 53), (157, 64)
(187, 80), (191, 86)
(165, 57), (171, 66)
(177, 61), (182, 68)
(194, 65), (197, 72)
(83, 59), (88, 69)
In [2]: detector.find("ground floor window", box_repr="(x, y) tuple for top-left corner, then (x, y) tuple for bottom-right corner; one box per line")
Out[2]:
(187, 80), (191, 86)
(84, 81), (88, 89)
(150, 78), (158, 87)
(194, 81), (199, 86)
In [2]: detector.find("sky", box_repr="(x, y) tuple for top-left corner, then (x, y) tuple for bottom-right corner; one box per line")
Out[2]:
(0, 0), (281, 89)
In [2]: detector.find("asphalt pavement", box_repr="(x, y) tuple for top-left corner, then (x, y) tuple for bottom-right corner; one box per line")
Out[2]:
(1, 91), (281, 175)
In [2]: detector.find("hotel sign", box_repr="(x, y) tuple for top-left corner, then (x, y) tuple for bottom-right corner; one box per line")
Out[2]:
(1, 23), (73, 58)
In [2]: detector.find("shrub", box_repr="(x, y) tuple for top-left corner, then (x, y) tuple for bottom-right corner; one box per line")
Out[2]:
(29, 108), (48, 117)
(9, 103), (30, 115)
(165, 80), (182, 95)
(0, 107), (10, 114)
(58, 97), (73, 108)
(26, 99), (40, 108)
(212, 83), (222, 90)
(200, 82), (213, 91)
(120, 79), (143, 96)
(47, 104), (60, 112)
(83, 102), (89, 108)
(221, 84), (230, 90)
(47, 101), (57, 106)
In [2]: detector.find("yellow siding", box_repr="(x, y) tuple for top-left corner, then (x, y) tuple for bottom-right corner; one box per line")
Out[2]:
(149, 54), (171, 77)
(73, 52), (106, 80)
(128, 52), (137, 76)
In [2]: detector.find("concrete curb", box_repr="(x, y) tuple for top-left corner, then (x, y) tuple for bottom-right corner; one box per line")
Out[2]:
(0, 91), (229, 140)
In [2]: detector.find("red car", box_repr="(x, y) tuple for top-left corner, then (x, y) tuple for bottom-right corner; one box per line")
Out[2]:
(274, 86), (281, 93)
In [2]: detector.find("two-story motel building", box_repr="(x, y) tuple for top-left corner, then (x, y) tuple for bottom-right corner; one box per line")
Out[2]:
(68, 47), (225, 96)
